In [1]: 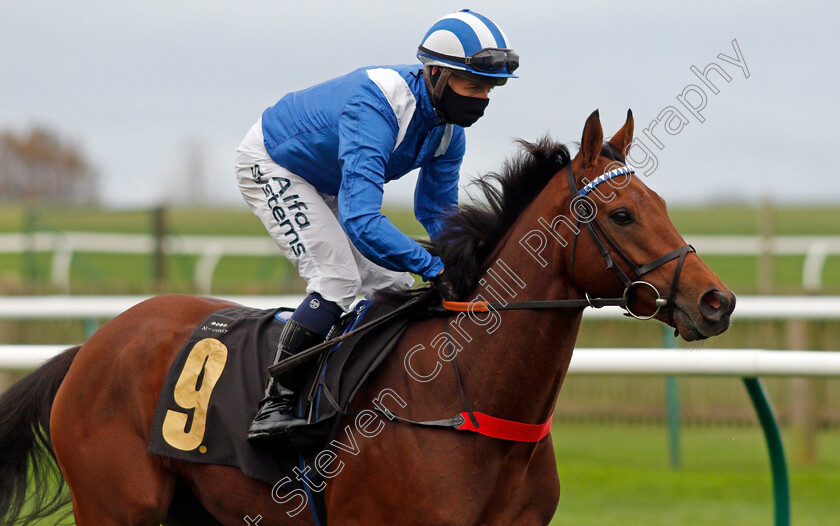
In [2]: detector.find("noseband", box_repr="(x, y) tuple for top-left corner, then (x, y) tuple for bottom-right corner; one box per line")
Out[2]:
(442, 163), (695, 325)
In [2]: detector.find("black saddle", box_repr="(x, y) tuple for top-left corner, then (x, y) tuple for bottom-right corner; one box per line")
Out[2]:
(148, 293), (430, 498)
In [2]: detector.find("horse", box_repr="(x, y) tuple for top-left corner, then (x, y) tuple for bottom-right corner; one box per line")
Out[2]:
(0, 109), (734, 525)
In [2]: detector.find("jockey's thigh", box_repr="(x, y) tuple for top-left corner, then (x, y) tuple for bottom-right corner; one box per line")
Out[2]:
(321, 195), (416, 299)
(235, 119), (362, 311)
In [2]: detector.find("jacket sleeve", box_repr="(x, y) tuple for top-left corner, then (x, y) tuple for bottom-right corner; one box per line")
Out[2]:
(336, 89), (444, 280)
(414, 126), (465, 240)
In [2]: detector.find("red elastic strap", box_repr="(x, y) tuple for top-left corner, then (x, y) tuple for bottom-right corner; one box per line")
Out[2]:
(455, 411), (553, 442)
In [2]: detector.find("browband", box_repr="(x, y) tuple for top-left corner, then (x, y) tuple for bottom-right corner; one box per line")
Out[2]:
(578, 166), (634, 196)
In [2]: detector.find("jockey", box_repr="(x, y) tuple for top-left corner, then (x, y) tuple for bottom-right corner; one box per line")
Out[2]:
(236, 9), (519, 441)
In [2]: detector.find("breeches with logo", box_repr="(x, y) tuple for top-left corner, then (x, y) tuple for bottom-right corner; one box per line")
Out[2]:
(235, 120), (414, 312)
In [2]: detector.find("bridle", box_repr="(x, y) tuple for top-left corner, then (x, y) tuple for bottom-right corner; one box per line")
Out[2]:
(564, 164), (694, 323)
(442, 161), (696, 325)
(274, 158), (697, 377)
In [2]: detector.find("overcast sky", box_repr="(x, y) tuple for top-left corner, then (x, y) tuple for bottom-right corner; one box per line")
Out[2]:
(2, 1), (838, 208)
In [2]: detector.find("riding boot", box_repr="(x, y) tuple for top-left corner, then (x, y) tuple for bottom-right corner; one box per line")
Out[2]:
(247, 319), (325, 442)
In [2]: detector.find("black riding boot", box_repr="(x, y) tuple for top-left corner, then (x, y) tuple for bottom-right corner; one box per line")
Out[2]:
(247, 319), (325, 442)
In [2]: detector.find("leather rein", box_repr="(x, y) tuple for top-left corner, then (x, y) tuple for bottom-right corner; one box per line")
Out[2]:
(271, 160), (697, 443)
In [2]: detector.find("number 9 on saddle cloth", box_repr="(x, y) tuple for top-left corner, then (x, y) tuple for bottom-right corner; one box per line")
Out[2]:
(148, 299), (414, 484)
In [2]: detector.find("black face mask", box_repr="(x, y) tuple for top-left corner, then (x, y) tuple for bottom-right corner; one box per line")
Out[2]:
(437, 84), (489, 127)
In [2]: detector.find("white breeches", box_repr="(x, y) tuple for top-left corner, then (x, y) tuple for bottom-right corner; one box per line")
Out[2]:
(235, 119), (415, 312)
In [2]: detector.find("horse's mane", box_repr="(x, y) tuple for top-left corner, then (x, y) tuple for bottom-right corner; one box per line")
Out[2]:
(429, 136), (572, 299)
(374, 137), (626, 305)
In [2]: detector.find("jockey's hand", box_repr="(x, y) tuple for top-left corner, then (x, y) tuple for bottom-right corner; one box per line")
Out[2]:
(431, 268), (456, 302)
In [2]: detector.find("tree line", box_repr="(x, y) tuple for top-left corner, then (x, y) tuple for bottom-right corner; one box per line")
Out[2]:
(0, 127), (98, 204)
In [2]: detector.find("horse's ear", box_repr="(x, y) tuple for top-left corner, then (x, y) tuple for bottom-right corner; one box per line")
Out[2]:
(580, 109), (603, 168)
(608, 109), (634, 156)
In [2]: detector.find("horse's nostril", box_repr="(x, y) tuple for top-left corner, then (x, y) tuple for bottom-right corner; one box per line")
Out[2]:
(706, 293), (721, 310)
(700, 290), (729, 323)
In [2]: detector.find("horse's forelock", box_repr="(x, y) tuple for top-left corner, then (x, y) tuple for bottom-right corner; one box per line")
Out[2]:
(601, 141), (626, 164)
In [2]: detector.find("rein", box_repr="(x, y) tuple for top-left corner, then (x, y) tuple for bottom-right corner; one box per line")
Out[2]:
(273, 160), (697, 443)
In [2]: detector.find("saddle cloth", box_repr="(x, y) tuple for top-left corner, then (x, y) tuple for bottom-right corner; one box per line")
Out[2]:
(148, 299), (413, 485)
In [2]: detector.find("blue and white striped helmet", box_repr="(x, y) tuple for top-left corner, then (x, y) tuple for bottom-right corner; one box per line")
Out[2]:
(418, 9), (519, 80)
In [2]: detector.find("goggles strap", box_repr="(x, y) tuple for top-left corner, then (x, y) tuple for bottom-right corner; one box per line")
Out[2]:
(434, 68), (451, 101)
(422, 65), (436, 102)
(423, 65), (451, 120)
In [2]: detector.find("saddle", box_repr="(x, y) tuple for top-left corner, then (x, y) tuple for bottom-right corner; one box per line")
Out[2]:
(148, 292), (432, 486)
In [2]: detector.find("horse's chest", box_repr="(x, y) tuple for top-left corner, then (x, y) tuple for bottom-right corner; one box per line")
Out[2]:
(331, 433), (560, 525)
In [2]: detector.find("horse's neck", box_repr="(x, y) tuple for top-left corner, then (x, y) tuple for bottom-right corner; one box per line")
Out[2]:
(457, 175), (582, 424)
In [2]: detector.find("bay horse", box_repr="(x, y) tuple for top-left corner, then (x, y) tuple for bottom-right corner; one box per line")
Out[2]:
(0, 110), (734, 525)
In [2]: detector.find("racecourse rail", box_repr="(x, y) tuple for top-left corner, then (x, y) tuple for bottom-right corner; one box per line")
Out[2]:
(2, 294), (840, 320)
(4, 295), (840, 526)
(2, 232), (839, 292)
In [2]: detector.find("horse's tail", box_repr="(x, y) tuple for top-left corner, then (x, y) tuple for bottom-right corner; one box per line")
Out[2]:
(0, 345), (80, 526)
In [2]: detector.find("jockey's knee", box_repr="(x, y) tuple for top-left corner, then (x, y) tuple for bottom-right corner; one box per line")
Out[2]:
(308, 276), (362, 313)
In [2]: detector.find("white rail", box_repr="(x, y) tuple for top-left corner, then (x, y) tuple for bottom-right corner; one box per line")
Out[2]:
(0, 232), (279, 294)
(2, 346), (839, 375)
(0, 345), (68, 369)
(569, 349), (840, 376)
(0, 295), (305, 319)
(1, 295), (840, 320)
(2, 232), (839, 293)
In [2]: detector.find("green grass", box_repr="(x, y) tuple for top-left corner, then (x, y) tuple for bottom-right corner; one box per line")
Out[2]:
(0, 204), (427, 236)
(6, 203), (840, 235)
(7, 252), (839, 295)
(550, 422), (840, 526)
(667, 206), (840, 236)
(17, 422), (840, 525)
(0, 205), (430, 295)
(8, 203), (840, 235)
(2, 204), (840, 295)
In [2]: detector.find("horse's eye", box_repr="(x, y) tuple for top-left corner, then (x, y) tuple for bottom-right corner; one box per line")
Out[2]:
(610, 209), (634, 225)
